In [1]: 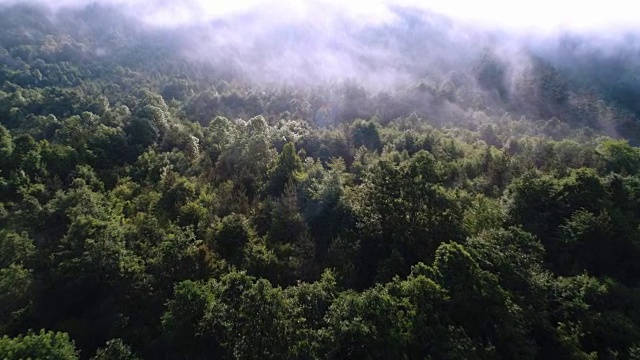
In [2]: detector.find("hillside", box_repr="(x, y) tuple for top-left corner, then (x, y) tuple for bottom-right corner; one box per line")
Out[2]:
(1, 2), (640, 359)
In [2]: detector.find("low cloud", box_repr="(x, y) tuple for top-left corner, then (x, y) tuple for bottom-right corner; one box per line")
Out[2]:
(5, 0), (640, 32)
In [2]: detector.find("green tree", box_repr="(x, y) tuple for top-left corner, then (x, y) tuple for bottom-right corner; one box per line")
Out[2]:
(161, 280), (218, 358)
(433, 242), (536, 359)
(0, 264), (34, 334)
(351, 119), (382, 152)
(597, 139), (640, 175)
(350, 154), (463, 284)
(0, 330), (78, 360)
(0, 124), (12, 173)
(0, 230), (34, 268)
(91, 339), (139, 360)
(462, 194), (504, 235)
(474, 49), (508, 99)
(269, 184), (315, 282)
(324, 285), (412, 359)
(267, 142), (305, 196)
(204, 271), (303, 360)
(212, 213), (256, 265)
(504, 171), (562, 242)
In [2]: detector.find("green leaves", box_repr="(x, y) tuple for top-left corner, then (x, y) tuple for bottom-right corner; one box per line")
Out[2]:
(163, 272), (305, 360)
(325, 285), (413, 359)
(267, 142), (306, 197)
(0, 330), (78, 360)
(0, 230), (34, 269)
(161, 280), (215, 355)
(3, 5), (640, 358)
(597, 139), (640, 175)
(0, 264), (33, 334)
(212, 214), (255, 265)
(91, 339), (139, 360)
(350, 119), (382, 152)
(349, 153), (464, 283)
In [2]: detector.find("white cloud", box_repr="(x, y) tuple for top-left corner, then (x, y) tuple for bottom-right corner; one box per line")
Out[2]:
(143, 0), (640, 31)
(413, 0), (640, 32)
(5, 0), (640, 32)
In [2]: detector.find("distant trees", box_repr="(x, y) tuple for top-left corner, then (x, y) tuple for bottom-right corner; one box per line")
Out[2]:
(475, 49), (508, 100)
(513, 57), (569, 118)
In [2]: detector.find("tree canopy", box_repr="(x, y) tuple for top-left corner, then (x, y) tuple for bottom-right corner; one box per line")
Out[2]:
(2, 2), (640, 360)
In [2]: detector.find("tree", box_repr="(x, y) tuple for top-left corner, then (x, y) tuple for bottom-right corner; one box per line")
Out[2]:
(212, 213), (255, 265)
(269, 184), (315, 282)
(158, 172), (196, 221)
(350, 154), (463, 284)
(0, 230), (34, 268)
(558, 210), (618, 277)
(439, 243), (537, 358)
(504, 171), (562, 242)
(126, 116), (159, 151)
(350, 119), (382, 152)
(304, 157), (354, 261)
(474, 49), (508, 100)
(462, 195), (504, 236)
(185, 90), (220, 125)
(0, 330), (78, 360)
(204, 272), (303, 360)
(91, 339), (139, 360)
(215, 116), (275, 199)
(267, 142), (305, 196)
(161, 280), (218, 358)
(0, 264), (34, 334)
(0, 124), (12, 173)
(597, 139), (640, 175)
(203, 116), (236, 164)
(324, 285), (412, 359)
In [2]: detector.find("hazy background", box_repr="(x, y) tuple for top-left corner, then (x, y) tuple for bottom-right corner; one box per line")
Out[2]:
(9, 0), (640, 31)
(2, 0), (639, 88)
(2, 0), (640, 140)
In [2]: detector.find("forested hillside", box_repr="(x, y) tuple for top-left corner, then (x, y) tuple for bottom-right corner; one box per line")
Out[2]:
(2, 2), (640, 359)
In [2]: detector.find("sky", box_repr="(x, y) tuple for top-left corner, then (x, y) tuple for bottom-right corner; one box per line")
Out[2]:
(4, 0), (640, 33)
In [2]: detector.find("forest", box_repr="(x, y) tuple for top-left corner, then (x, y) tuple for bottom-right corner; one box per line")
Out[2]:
(2, 2), (640, 359)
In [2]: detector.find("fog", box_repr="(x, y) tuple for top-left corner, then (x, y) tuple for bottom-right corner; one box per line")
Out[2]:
(2, 0), (639, 111)
(10, 0), (639, 32)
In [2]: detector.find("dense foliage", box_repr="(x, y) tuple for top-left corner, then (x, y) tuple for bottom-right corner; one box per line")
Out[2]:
(2, 3), (640, 359)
